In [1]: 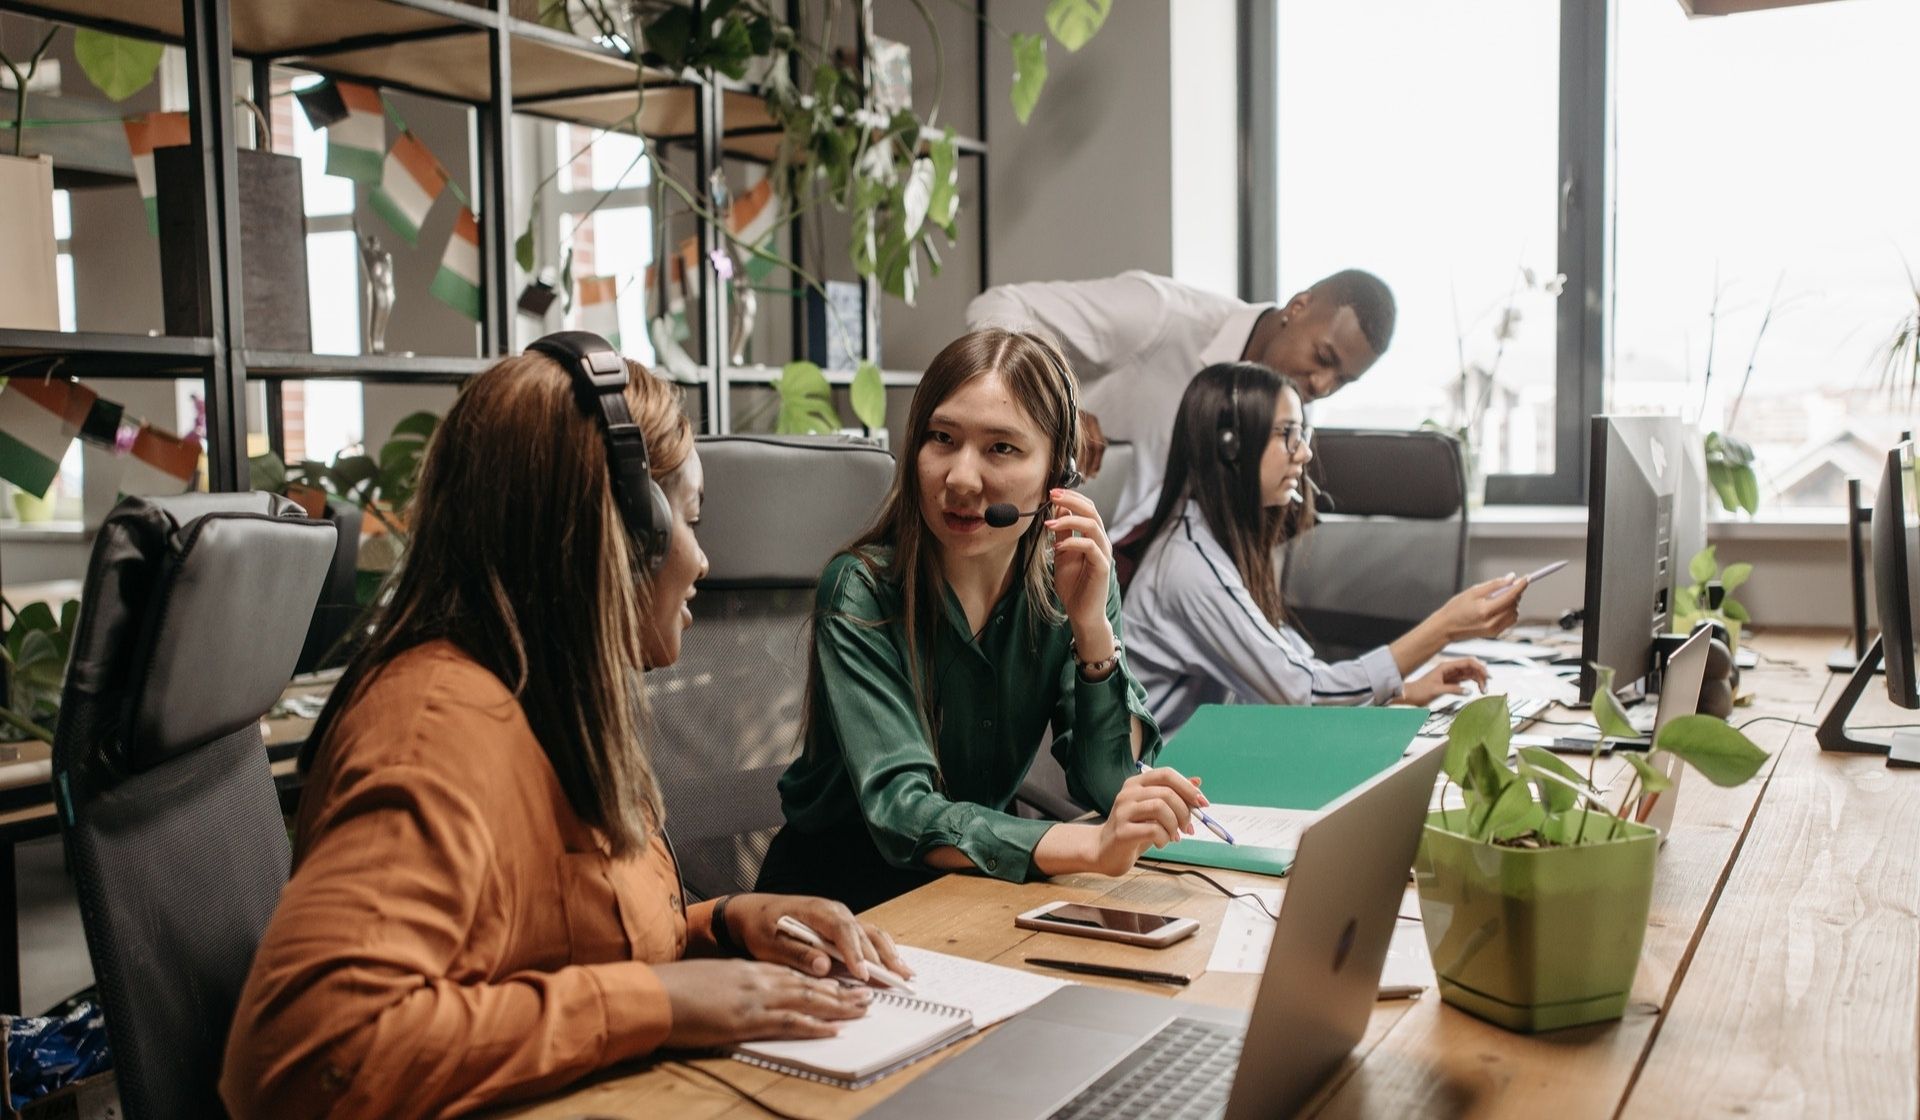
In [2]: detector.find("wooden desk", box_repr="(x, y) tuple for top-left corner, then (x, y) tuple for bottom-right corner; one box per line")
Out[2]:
(500, 630), (1918, 1119)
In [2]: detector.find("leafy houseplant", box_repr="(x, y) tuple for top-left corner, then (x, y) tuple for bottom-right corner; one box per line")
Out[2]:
(0, 597), (77, 743)
(1672, 545), (1750, 653)
(1416, 683), (1768, 1032)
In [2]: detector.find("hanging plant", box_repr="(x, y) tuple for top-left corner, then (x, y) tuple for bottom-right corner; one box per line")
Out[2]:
(524, 0), (1110, 311)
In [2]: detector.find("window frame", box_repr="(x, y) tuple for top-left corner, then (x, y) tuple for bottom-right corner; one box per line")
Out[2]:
(1242, 0), (1612, 506)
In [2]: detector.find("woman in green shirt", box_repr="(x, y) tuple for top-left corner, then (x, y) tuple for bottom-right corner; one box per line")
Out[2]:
(757, 328), (1205, 910)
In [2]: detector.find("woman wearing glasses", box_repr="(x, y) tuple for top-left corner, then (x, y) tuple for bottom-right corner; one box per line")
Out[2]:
(1117, 363), (1525, 737)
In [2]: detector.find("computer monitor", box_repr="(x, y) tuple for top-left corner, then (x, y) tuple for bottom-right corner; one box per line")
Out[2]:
(1579, 415), (1685, 704)
(1817, 438), (1919, 754)
(1671, 422), (1708, 605)
(1874, 439), (1917, 708)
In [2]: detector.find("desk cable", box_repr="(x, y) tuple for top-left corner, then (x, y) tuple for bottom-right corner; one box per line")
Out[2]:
(667, 1057), (819, 1120)
(1141, 863), (1280, 920)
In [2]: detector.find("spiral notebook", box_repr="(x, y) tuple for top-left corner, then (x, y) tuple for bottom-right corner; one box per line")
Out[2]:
(729, 945), (1069, 1089)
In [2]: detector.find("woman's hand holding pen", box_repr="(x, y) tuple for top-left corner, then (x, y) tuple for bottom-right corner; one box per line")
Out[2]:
(722, 893), (912, 984)
(1086, 768), (1208, 876)
(1431, 576), (1528, 640)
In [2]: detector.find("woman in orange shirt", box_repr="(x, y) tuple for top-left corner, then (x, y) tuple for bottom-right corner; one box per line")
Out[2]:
(221, 335), (908, 1119)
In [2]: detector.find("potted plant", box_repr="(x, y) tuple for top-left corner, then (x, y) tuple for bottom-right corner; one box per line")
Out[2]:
(1415, 681), (1768, 1032)
(0, 596), (78, 743)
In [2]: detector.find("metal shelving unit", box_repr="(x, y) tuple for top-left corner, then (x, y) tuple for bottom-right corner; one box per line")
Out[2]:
(0, 0), (992, 486)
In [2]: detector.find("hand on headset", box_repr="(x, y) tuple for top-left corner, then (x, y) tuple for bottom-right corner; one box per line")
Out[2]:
(1044, 488), (1116, 648)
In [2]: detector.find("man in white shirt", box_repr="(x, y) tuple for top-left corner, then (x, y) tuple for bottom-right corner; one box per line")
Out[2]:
(965, 269), (1395, 537)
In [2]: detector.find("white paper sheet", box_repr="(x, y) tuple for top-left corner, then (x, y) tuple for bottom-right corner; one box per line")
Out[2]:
(1443, 637), (1559, 662)
(1204, 889), (1435, 995)
(894, 944), (1070, 1028)
(1178, 804), (1319, 850)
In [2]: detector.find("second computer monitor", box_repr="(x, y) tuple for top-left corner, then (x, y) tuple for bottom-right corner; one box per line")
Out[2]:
(1581, 415), (1685, 704)
(1873, 439), (1918, 709)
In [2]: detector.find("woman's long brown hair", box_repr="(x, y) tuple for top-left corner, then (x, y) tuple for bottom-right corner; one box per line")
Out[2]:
(799, 328), (1082, 764)
(1116, 362), (1315, 629)
(299, 353), (693, 856)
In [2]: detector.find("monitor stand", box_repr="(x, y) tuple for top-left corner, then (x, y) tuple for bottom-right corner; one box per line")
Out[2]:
(1816, 636), (1915, 755)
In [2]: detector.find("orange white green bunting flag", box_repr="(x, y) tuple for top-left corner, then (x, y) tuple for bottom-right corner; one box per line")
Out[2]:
(729, 179), (779, 281)
(575, 276), (621, 349)
(429, 207), (482, 320)
(119, 425), (201, 498)
(122, 111), (192, 235)
(0, 376), (94, 497)
(370, 131), (447, 245)
(325, 81), (387, 184)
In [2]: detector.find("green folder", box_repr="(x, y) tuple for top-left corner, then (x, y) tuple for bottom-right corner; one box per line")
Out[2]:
(1145, 704), (1430, 877)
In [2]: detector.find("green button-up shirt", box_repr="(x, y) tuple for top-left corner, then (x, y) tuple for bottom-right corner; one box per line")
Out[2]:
(774, 547), (1164, 883)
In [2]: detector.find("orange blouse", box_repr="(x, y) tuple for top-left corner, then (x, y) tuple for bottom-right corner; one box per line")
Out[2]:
(221, 640), (721, 1119)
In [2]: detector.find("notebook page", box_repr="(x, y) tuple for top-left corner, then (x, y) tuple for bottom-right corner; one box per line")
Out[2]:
(1177, 804), (1318, 851)
(894, 945), (1070, 1027)
(735, 994), (968, 1081)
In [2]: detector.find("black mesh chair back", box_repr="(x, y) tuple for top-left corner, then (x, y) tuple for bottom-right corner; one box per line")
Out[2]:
(51, 493), (334, 1120)
(647, 436), (895, 900)
(1282, 427), (1470, 660)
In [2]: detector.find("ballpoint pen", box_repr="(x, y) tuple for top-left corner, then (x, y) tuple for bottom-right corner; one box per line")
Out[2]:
(775, 915), (916, 994)
(1135, 760), (1236, 845)
(1024, 957), (1192, 986)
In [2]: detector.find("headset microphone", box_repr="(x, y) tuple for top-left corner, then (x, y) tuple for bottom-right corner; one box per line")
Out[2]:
(984, 502), (1044, 529)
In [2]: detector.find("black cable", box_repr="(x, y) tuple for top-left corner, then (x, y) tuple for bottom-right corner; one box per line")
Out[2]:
(1141, 862), (1279, 920)
(668, 1058), (820, 1120)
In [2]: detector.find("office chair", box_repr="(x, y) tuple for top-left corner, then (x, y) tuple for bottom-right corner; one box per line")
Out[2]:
(294, 497), (364, 675)
(51, 493), (334, 1120)
(1282, 427), (1470, 662)
(646, 435), (894, 900)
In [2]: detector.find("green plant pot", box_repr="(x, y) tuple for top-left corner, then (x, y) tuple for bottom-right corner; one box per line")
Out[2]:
(11, 487), (55, 523)
(1415, 808), (1658, 1032)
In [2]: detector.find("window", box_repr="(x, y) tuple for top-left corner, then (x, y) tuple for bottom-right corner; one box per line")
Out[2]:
(542, 124), (654, 363)
(1274, 0), (1562, 480)
(1613, 0), (1920, 511)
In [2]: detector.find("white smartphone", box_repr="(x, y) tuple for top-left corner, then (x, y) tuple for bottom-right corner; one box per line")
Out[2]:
(1014, 901), (1200, 948)
(1487, 559), (1570, 598)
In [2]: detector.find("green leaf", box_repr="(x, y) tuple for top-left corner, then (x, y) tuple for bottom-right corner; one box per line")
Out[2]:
(1464, 740), (1512, 807)
(647, 6), (695, 68)
(927, 130), (959, 234)
(389, 411), (439, 441)
(1720, 562), (1752, 593)
(1515, 746), (1591, 793)
(1722, 597), (1751, 623)
(1673, 586), (1698, 617)
(1706, 462), (1741, 513)
(1734, 464), (1760, 514)
(777, 360), (831, 402)
(249, 452), (288, 493)
(707, 16), (755, 80)
(1045, 0), (1112, 51)
(1519, 760), (1578, 813)
(12, 601), (55, 637)
(1655, 714), (1770, 786)
(1689, 546), (1719, 585)
(559, 247), (575, 315)
(850, 361), (886, 430)
(1442, 694), (1513, 789)
(515, 224), (536, 275)
(1589, 665), (1639, 740)
(1472, 778), (1536, 842)
(1624, 751), (1673, 798)
(73, 30), (164, 102)
(1010, 33), (1048, 125)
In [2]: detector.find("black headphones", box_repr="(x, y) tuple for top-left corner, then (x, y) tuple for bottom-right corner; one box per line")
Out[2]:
(1031, 336), (1084, 489)
(1217, 371), (1242, 466)
(525, 330), (673, 574)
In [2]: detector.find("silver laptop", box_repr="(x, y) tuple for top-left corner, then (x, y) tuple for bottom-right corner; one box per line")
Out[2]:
(862, 739), (1448, 1120)
(1633, 627), (1711, 840)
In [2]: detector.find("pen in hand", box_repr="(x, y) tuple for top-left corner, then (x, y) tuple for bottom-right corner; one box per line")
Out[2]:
(1134, 760), (1236, 845)
(774, 915), (917, 994)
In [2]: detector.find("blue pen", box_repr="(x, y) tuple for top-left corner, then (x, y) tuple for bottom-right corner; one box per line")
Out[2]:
(1135, 760), (1236, 845)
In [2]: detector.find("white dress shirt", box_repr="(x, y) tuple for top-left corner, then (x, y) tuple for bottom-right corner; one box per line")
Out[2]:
(1121, 501), (1403, 738)
(966, 271), (1271, 538)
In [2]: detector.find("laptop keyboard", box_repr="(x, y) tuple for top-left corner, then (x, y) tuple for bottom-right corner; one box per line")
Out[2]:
(1049, 1017), (1243, 1120)
(1421, 695), (1549, 738)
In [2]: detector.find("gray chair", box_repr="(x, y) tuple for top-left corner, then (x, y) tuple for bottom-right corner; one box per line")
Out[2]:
(647, 435), (894, 901)
(1282, 427), (1470, 662)
(52, 493), (334, 1120)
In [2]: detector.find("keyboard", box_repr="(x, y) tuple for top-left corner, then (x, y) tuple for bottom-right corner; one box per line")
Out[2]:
(1050, 1017), (1242, 1120)
(1421, 695), (1550, 738)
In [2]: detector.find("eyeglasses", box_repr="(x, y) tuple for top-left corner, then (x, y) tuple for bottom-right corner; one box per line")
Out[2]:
(1274, 423), (1313, 457)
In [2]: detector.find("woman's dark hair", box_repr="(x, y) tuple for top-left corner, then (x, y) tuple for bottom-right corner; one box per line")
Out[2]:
(799, 328), (1082, 762)
(299, 353), (693, 857)
(1116, 362), (1314, 628)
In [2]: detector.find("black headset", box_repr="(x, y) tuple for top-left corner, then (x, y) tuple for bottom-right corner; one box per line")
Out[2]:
(525, 330), (672, 574)
(1216, 370), (1242, 466)
(1031, 336), (1084, 489)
